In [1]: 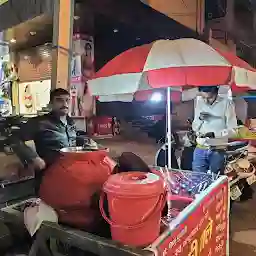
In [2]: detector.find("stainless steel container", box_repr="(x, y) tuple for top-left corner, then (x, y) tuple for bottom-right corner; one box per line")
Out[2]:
(60, 145), (109, 154)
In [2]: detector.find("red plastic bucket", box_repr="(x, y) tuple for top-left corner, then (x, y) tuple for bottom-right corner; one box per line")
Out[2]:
(100, 172), (166, 247)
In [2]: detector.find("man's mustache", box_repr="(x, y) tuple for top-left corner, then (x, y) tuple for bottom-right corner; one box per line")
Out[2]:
(60, 106), (69, 110)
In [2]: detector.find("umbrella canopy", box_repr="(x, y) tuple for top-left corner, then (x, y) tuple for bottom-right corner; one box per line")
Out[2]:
(88, 39), (256, 97)
(96, 89), (182, 102)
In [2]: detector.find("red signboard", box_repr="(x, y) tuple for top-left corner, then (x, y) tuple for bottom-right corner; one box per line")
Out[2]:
(95, 117), (113, 136)
(153, 180), (229, 256)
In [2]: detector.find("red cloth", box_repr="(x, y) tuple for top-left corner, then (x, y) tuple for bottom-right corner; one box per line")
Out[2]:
(39, 151), (114, 230)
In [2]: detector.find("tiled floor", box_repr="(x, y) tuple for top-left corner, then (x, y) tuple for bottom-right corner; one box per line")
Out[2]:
(99, 136), (256, 256)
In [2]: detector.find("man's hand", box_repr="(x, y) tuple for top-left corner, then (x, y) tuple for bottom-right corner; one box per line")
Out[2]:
(199, 112), (212, 120)
(198, 132), (215, 138)
(32, 157), (46, 171)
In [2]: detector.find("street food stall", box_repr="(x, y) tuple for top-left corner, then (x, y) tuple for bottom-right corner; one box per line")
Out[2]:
(0, 38), (255, 255)
(1, 168), (229, 256)
(86, 38), (256, 254)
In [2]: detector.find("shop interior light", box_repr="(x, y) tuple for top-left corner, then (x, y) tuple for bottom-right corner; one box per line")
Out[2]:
(74, 16), (80, 20)
(113, 29), (119, 33)
(30, 31), (36, 36)
(150, 92), (162, 102)
(10, 38), (16, 43)
(42, 51), (50, 58)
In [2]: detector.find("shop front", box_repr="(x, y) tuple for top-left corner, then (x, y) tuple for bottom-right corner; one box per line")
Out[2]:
(0, 22), (53, 115)
(0, 0), (74, 116)
(0, 0), (54, 115)
(0, 0), (196, 118)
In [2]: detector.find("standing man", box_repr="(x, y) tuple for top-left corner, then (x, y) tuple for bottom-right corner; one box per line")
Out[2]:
(192, 86), (237, 174)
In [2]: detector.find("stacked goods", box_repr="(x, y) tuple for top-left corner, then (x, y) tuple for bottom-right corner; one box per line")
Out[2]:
(226, 158), (255, 179)
(227, 152), (256, 201)
(234, 119), (256, 140)
(234, 126), (256, 139)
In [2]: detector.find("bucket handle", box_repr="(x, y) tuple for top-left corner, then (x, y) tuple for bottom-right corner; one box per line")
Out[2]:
(99, 192), (166, 230)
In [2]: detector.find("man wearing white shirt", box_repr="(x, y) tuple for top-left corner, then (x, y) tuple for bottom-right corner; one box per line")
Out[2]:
(192, 86), (237, 174)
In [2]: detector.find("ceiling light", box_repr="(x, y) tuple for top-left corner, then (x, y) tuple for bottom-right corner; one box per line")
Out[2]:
(136, 37), (141, 40)
(30, 31), (36, 36)
(113, 29), (119, 33)
(74, 16), (80, 20)
(10, 38), (16, 43)
(24, 55), (29, 60)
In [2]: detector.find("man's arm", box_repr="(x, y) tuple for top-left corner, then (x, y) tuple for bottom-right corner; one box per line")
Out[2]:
(9, 117), (39, 164)
(222, 100), (238, 137)
(192, 99), (204, 134)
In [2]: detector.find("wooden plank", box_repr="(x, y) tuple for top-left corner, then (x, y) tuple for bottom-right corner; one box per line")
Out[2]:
(30, 221), (153, 256)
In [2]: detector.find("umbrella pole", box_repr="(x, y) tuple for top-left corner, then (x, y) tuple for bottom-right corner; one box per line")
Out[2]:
(167, 87), (172, 169)
(162, 87), (173, 225)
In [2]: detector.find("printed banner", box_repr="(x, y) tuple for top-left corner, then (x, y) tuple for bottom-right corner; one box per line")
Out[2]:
(154, 180), (229, 256)
(19, 80), (51, 115)
(70, 34), (95, 118)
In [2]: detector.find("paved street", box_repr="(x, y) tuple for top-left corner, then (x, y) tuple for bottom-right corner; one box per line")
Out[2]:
(98, 136), (256, 256)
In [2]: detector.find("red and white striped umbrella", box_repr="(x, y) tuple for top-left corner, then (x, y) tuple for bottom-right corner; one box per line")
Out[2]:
(88, 39), (256, 98)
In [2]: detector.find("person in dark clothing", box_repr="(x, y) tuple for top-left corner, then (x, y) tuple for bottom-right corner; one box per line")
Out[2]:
(180, 119), (196, 170)
(113, 152), (152, 174)
(150, 115), (179, 168)
(149, 117), (166, 143)
(234, 120), (254, 201)
(156, 144), (179, 169)
(10, 88), (81, 191)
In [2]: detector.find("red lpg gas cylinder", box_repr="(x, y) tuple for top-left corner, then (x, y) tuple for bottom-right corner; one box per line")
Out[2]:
(100, 172), (166, 247)
(39, 148), (115, 230)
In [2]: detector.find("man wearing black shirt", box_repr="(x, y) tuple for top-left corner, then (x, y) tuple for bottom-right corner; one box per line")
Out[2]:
(11, 88), (80, 190)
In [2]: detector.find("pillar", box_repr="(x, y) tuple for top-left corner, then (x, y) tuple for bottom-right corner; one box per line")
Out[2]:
(51, 0), (74, 90)
(252, 5), (256, 67)
(196, 0), (205, 34)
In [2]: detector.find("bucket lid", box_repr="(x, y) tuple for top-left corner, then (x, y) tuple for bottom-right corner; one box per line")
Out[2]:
(103, 172), (165, 197)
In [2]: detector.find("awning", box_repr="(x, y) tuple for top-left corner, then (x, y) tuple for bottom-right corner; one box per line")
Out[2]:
(91, 0), (198, 40)
(91, 0), (199, 69)
(0, 0), (53, 31)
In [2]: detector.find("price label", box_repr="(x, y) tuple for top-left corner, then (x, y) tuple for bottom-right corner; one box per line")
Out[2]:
(247, 174), (256, 186)
(230, 185), (242, 200)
